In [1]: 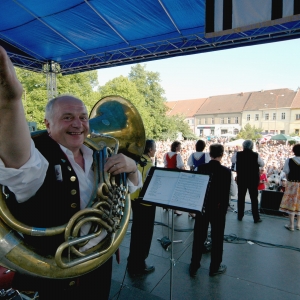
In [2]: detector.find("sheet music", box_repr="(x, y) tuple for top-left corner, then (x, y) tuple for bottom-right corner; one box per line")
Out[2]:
(143, 169), (209, 211)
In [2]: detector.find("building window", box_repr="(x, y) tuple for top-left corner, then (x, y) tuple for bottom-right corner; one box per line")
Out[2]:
(211, 118), (214, 124)
(281, 112), (285, 120)
(190, 119), (194, 125)
(265, 113), (269, 120)
(255, 114), (259, 121)
(204, 118), (207, 125)
(280, 130), (285, 134)
(235, 117), (239, 123)
(247, 114), (250, 121)
(295, 129), (299, 135)
(211, 129), (215, 135)
(221, 118), (224, 124)
(227, 117), (231, 124)
(296, 114), (300, 120)
(199, 129), (203, 136)
(272, 113), (276, 120)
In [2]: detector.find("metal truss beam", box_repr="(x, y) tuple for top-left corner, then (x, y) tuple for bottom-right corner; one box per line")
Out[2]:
(59, 20), (300, 75)
(45, 62), (60, 100)
(8, 20), (300, 75)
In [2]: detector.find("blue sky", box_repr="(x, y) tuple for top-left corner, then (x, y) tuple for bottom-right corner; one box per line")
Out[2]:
(97, 38), (300, 102)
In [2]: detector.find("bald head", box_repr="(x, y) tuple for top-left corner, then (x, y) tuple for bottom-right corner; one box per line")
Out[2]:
(45, 95), (86, 122)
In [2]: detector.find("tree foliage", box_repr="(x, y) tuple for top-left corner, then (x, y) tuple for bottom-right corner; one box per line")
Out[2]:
(236, 123), (263, 140)
(16, 64), (195, 140)
(98, 76), (154, 138)
(15, 68), (100, 129)
(99, 64), (195, 140)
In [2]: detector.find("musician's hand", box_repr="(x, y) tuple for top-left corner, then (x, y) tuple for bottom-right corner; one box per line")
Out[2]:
(104, 153), (138, 185)
(0, 46), (23, 105)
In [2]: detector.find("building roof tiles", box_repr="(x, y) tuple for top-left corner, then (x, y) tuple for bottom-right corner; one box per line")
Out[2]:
(165, 98), (207, 117)
(166, 88), (298, 116)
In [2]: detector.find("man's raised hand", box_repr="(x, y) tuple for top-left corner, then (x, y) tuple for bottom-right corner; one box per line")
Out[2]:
(0, 46), (23, 104)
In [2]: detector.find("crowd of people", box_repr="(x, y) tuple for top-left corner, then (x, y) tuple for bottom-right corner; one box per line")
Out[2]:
(156, 138), (294, 183)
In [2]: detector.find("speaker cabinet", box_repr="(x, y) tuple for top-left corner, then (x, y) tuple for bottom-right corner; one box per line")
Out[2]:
(260, 190), (285, 216)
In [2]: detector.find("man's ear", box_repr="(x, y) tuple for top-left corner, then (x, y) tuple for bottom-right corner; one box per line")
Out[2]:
(44, 119), (50, 133)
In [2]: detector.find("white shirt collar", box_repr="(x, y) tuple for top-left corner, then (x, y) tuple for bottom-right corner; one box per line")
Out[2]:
(58, 143), (93, 176)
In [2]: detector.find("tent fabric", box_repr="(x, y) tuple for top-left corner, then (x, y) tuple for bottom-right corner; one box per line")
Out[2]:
(224, 139), (245, 147)
(0, 0), (300, 75)
(270, 134), (294, 141)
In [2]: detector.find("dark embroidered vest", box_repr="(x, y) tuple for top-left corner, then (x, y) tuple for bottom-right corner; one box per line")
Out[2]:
(288, 158), (300, 181)
(6, 133), (82, 255)
(236, 149), (259, 184)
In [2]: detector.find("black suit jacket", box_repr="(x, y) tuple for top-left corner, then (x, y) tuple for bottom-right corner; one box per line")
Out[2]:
(197, 160), (231, 216)
(236, 149), (259, 185)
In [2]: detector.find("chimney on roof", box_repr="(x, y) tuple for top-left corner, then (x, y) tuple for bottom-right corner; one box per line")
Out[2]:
(240, 92), (244, 96)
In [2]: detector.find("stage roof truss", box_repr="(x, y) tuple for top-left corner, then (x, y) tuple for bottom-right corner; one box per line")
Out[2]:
(1, 1), (299, 75)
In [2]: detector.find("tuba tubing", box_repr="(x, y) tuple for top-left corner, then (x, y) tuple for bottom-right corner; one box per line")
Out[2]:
(0, 194), (130, 278)
(0, 96), (145, 279)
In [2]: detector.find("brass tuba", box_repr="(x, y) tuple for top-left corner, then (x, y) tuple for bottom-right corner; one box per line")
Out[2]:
(0, 96), (145, 279)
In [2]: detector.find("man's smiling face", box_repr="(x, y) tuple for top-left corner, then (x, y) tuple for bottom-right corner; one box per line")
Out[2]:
(45, 96), (89, 154)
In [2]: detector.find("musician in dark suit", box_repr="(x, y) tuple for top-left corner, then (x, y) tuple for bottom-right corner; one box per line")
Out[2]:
(189, 144), (236, 277)
(231, 140), (264, 223)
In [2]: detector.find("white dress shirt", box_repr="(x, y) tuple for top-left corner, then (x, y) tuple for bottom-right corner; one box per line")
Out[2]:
(0, 139), (142, 251)
(187, 152), (211, 170)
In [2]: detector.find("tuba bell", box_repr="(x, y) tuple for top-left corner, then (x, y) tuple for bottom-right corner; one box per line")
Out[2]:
(0, 95), (145, 279)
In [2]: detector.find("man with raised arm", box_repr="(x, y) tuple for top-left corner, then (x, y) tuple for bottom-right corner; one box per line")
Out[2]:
(0, 46), (141, 300)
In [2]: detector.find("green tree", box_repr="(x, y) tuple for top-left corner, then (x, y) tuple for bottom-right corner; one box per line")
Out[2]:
(236, 123), (263, 140)
(98, 76), (154, 138)
(98, 64), (195, 140)
(128, 64), (168, 139)
(57, 72), (100, 112)
(15, 67), (100, 129)
(173, 115), (198, 140)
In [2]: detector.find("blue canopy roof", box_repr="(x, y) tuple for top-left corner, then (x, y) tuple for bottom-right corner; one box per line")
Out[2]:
(1, 0), (300, 74)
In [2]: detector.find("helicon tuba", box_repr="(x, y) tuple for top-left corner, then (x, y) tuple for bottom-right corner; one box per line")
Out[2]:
(0, 95), (145, 279)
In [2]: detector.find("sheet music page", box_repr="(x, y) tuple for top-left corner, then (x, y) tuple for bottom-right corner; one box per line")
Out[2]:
(143, 170), (180, 205)
(143, 169), (209, 211)
(171, 172), (209, 211)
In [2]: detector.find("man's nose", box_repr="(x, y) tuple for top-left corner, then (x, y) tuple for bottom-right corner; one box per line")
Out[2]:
(72, 117), (82, 127)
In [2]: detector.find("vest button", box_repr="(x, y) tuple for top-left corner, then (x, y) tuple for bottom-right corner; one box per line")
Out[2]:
(70, 176), (76, 182)
(69, 280), (75, 286)
(71, 189), (77, 195)
(67, 166), (72, 171)
(71, 203), (77, 209)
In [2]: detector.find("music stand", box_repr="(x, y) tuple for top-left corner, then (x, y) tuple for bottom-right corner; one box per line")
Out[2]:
(139, 167), (210, 300)
(158, 209), (182, 251)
